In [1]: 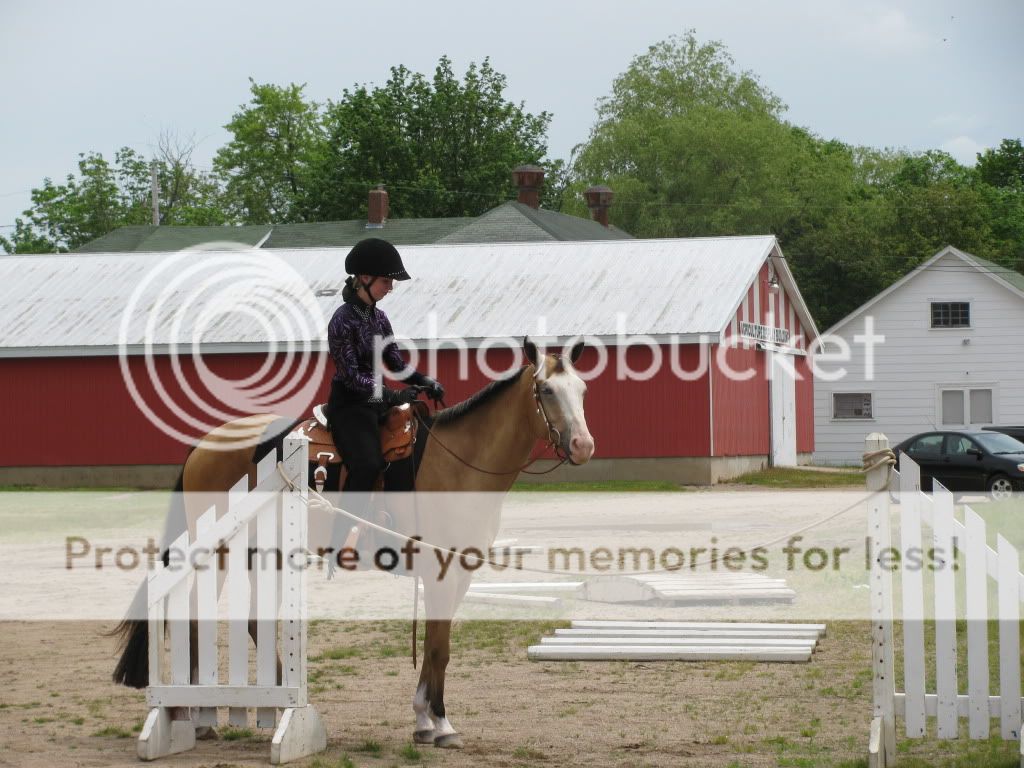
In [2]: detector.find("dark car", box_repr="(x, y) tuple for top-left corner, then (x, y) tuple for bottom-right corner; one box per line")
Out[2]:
(984, 425), (1024, 443)
(893, 430), (1024, 499)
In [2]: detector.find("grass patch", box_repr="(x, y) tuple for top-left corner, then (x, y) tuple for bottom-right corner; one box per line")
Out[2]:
(728, 467), (863, 488)
(399, 743), (422, 761)
(220, 727), (254, 741)
(355, 739), (382, 754)
(511, 480), (685, 492)
(512, 745), (548, 760)
(315, 646), (361, 661)
(91, 725), (132, 738)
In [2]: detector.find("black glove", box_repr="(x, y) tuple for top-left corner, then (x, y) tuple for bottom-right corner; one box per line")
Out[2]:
(384, 387), (419, 406)
(420, 376), (445, 401)
(408, 371), (444, 401)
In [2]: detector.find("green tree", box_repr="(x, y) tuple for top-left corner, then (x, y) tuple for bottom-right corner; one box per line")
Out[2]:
(976, 139), (1024, 189)
(567, 32), (837, 238)
(311, 57), (555, 219)
(213, 80), (324, 224)
(1, 142), (228, 254)
(568, 32), (1024, 330)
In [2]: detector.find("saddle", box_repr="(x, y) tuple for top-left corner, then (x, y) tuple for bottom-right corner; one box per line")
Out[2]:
(295, 401), (428, 492)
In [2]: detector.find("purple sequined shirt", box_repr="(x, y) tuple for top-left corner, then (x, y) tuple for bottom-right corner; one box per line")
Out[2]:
(327, 297), (406, 400)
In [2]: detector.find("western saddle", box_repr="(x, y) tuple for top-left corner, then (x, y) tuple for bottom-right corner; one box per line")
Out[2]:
(294, 401), (426, 492)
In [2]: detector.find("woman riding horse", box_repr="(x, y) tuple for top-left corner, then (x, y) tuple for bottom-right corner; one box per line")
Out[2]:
(325, 237), (444, 561)
(112, 295), (596, 750)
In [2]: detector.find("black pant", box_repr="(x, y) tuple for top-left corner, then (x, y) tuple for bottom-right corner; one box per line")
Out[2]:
(325, 387), (416, 562)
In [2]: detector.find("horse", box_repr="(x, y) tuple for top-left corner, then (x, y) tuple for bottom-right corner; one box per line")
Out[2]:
(112, 337), (595, 749)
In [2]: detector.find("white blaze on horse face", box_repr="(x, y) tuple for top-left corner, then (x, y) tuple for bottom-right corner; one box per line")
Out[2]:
(537, 358), (595, 465)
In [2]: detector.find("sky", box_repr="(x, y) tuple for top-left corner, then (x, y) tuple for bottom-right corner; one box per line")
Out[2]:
(1, 0), (1021, 236)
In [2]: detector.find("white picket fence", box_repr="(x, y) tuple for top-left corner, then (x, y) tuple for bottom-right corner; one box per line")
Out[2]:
(865, 433), (1024, 767)
(139, 433), (326, 765)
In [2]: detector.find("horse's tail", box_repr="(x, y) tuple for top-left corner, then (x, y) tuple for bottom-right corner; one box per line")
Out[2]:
(111, 465), (187, 688)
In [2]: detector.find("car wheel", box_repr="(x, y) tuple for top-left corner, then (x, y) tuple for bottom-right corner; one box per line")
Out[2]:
(987, 474), (1015, 501)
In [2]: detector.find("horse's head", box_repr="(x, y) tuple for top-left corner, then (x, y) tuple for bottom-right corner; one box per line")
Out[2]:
(524, 337), (595, 465)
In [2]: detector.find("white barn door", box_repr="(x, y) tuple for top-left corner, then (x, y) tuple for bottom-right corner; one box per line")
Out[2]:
(771, 351), (797, 466)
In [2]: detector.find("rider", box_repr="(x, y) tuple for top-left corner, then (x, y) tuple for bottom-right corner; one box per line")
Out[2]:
(326, 237), (444, 508)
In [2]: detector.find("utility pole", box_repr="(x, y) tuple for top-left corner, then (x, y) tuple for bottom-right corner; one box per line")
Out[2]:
(150, 161), (160, 225)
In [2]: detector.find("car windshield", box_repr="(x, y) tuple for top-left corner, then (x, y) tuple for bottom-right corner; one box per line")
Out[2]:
(974, 432), (1024, 454)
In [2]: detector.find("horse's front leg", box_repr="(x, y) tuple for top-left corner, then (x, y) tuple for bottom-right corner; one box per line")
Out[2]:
(423, 618), (462, 748)
(412, 620), (436, 744)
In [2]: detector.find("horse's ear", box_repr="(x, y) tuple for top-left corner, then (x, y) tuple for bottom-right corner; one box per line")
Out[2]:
(569, 339), (585, 364)
(523, 336), (538, 367)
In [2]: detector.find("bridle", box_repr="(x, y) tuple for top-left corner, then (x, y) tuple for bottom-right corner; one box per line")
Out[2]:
(412, 371), (572, 477)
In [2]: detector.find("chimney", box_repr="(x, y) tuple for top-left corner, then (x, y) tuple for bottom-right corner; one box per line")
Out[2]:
(511, 164), (544, 209)
(367, 185), (389, 228)
(584, 185), (614, 227)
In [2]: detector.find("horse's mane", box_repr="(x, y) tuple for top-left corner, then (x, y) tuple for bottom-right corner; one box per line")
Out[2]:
(432, 367), (529, 427)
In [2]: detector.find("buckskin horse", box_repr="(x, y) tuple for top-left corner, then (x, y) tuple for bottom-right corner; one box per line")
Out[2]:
(112, 338), (595, 748)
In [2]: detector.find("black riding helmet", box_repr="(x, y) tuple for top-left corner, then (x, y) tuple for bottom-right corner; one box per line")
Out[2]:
(344, 238), (411, 280)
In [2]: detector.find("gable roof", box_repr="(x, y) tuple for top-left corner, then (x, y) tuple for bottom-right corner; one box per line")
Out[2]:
(74, 224), (273, 253)
(0, 236), (794, 356)
(71, 202), (629, 253)
(825, 245), (1024, 336)
(438, 201), (633, 244)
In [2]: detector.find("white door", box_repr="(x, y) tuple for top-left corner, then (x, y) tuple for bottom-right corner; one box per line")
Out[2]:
(770, 351), (797, 466)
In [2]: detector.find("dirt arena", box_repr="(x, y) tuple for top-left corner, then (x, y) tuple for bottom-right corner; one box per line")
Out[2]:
(2, 618), (1015, 768)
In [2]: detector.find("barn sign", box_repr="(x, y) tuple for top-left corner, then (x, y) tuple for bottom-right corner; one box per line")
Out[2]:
(740, 321), (791, 346)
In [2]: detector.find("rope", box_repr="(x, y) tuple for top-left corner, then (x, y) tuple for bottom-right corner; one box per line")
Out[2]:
(862, 448), (896, 474)
(277, 462), (877, 577)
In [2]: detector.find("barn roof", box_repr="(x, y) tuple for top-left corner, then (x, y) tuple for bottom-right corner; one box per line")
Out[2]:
(71, 202), (629, 253)
(0, 236), (814, 357)
(825, 245), (1024, 336)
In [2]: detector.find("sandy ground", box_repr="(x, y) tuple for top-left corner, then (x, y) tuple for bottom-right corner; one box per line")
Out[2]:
(0, 618), (878, 768)
(1, 491), (1020, 766)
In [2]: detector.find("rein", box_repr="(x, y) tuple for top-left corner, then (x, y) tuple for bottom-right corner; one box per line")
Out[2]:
(416, 381), (570, 477)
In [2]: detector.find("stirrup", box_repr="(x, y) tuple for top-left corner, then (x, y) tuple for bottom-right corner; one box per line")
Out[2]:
(313, 404), (329, 428)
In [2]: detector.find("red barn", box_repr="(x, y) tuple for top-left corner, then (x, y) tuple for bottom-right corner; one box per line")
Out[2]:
(0, 236), (817, 486)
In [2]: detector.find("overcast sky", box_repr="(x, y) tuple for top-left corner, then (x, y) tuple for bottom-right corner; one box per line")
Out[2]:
(1, 0), (1021, 236)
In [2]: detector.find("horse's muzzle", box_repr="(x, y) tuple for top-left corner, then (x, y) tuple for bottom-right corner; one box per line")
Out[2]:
(567, 434), (595, 465)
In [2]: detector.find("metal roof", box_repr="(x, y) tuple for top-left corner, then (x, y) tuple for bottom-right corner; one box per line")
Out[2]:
(0, 236), (794, 356)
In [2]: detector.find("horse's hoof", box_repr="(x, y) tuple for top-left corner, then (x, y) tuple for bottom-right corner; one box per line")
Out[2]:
(434, 732), (464, 749)
(413, 729), (435, 745)
(195, 726), (219, 740)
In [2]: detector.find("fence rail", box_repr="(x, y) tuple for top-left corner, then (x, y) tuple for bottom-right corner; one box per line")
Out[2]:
(865, 432), (1023, 767)
(138, 434), (326, 765)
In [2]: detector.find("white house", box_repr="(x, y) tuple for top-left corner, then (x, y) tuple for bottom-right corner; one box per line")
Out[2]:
(814, 246), (1024, 465)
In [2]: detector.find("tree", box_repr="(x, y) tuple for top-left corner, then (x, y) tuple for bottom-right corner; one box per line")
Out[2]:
(567, 32), (1024, 330)
(1, 141), (228, 254)
(567, 33), (862, 248)
(310, 57), (555, 219)
(213, 80), (324, 224)
(976, 139), (1024, 189)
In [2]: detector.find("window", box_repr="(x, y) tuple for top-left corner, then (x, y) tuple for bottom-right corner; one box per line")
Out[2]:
(908, 434), (943, 457)
(970, 389), (993, 424)
(931, 302), (970, 328)
(833, 392), (872, 419)
(939, 387), (994, 425)
(942, 390), (965, 424)
(946, 435), (977, 456)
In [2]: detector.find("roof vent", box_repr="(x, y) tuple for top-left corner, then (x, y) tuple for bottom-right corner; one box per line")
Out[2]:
(584, 185), (614, 228)
(367, 185), (389, 228)
(512, 165), (544, 209)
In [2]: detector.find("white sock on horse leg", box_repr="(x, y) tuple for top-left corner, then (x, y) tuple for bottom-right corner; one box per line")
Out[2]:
(413, 683), (433, 733)
(430, 713), (456, 736)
